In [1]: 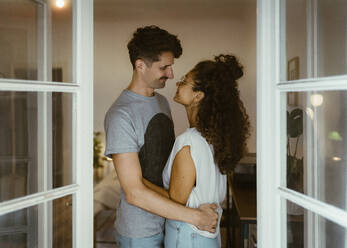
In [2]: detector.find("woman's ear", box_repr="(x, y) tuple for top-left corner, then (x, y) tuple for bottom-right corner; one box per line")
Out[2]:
(194, 91), (205, 103)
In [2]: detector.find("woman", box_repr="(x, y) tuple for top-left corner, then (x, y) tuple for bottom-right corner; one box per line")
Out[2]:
(144, 54), (250, 247)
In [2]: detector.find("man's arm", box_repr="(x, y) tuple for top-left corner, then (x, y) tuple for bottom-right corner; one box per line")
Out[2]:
(142, 178), (169, 198)
(112, 152), (218, 232)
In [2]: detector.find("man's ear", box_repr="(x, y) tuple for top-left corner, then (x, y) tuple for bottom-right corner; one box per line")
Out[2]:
(135, 59), (146, 72)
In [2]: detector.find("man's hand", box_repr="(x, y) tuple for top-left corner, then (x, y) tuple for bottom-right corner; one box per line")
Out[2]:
(195, 203), (219, 233)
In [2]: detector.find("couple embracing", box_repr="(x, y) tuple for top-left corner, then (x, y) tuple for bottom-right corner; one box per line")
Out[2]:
(104, 25), (250, 248)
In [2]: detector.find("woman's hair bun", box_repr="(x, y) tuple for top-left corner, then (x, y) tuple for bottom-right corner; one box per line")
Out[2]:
(214, 54), (243, 80)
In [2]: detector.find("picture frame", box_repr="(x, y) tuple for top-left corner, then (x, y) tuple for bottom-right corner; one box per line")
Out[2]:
(287, 56), (299, 105)
(287, 56), (299, 81)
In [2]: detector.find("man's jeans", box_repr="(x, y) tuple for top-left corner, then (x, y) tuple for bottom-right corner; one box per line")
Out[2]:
(115, 230), (163, 248)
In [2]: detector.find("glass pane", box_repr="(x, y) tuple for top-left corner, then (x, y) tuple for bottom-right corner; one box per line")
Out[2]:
(0, 92), (73, 203)
(0, 195), (73, 248)
(0, 0), (43, 80)
(51, 0), (73, 83)
(287, 201), (346, 248)
(53, 195), (73, 248)
(0, 204), (37, 248)
(286, 91), (347, 210)
(285, 0), (347, 80)
(0, 92), (38, 202)
(317, 0), (347, 77)
(52, 92), (73, 188)
(286, 0), (307, 80)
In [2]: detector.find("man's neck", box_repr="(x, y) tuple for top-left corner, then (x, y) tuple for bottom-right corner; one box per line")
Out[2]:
(127, 73), (154, 97)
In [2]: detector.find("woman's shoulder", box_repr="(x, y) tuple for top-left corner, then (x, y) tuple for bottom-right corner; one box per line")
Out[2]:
(175, 128), (207, 147)
(174, 128), (194, 147)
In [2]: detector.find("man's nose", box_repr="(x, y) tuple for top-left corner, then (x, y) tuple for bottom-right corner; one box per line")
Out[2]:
(166, 68), (174, 79)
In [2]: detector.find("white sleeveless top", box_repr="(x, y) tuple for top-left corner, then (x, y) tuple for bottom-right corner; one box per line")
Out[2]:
(162, 128), (227, 238)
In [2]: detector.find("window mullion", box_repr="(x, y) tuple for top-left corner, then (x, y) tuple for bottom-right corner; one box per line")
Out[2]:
(279, 187), (347, 229)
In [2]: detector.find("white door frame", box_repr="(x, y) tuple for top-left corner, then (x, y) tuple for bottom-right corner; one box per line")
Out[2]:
(0, 0), (94, 247)
(257, 1), (347, 248)
(74, 0), (94, 247)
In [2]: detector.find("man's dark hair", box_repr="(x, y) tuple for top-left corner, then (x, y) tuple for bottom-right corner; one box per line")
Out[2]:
(127, 25), (182, 69)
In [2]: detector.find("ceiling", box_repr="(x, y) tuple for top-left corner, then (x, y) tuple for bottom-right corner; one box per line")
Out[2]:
(94, 0), (256, 20)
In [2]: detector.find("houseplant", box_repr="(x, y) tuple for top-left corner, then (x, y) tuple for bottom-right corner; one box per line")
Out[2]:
(94, 131), (108, 182)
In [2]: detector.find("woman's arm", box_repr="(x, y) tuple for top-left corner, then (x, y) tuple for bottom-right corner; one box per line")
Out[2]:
(169, 145), (196, 205)
(142, 178), (169, 198)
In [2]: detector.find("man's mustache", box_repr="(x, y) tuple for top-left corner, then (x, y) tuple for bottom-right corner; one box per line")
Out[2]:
(160, 77), (168, 80)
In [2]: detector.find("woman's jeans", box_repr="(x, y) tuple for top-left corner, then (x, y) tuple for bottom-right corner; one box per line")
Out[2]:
(164, 219), (220, 248)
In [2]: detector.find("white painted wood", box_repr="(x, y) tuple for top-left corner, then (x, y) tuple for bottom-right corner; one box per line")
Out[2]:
(305, 92), (315, 248)
(278, 75), (347, 91)
(37, 92), (47, 248)
(0, 184), (79, 216)
(312, 102), (319, 248)
(46, 92), (53, 248)
(260, 1), (347, 248)
(312, 2), (320, 247)
(74, 0), (94, 247)
(26, 93), (39, 248)
(280, 91), (287, 248)
(0, 80), (79, 92)
(0, 0), (94, 247)
(257, 0), (282, 247)
(279, 187), (347, 229)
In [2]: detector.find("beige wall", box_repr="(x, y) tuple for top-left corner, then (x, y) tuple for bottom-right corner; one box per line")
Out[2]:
(94, 2), (257, 152)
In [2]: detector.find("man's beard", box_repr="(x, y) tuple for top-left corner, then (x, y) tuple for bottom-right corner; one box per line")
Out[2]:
(151, 77), (168, 89)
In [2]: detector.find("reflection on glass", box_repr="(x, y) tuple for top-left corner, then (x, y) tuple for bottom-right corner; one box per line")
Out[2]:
(0, 205), (37, 247)
(286, 91), (347, 210)
(0, 0), (42, 80)
(317, 0), (347, 77)
(0, 195), (73, 248)
(51, 0), (73, 83)
(0, 92), (73, 203)
(0, 92), (38, 202)
(53, 195), (73, 248)
(285, 0), (307, 80)
(285, 0), (347, 79)
(287, 201), (346, 248)
(52, 92), (73, 188)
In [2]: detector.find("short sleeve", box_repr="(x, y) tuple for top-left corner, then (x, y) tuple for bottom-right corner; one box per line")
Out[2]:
(104, 109), (138, 158)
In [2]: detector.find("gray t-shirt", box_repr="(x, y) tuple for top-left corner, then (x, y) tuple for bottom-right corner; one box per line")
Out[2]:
(104, 89), (175, 238)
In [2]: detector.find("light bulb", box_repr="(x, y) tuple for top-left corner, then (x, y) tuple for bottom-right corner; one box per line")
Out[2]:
(310, 94), (323, 107)
(56, 0), (65, 8)
(332, 156), (341, 162)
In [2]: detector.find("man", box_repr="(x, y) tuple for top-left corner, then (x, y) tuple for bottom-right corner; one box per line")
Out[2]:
(104, 25), (218, 247)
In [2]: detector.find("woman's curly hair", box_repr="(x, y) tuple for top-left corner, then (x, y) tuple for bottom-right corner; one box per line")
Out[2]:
(191, 54), (250, 174)
(127, 25), (182, 69)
